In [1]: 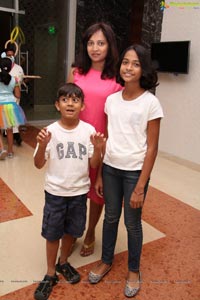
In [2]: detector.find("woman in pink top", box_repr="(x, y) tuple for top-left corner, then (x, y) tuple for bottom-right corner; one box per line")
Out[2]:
(68, 22), (122, 256)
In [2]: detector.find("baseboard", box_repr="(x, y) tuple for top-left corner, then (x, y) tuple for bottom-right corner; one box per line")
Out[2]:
(158, 151), (200, 172)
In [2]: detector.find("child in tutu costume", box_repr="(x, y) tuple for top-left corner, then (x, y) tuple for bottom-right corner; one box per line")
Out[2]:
(0, 57), (26, 159)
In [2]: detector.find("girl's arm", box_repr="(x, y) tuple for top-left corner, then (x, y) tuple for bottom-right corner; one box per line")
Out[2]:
(14, 85), (21, 100)
(67, 67), (75, 83)
(130, 118), (161, 208)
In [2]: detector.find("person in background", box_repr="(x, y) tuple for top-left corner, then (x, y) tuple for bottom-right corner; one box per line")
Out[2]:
(0, 132), (7, 160)
(33, 83), (105, 300)
(67, 22), (122, 257)
(3, 43), (24, 145)
(0, 57), (26, 159)
(88, 44), (164, 298)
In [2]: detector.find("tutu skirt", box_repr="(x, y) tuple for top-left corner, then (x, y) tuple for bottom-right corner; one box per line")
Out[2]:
(0, 102), (26, 129)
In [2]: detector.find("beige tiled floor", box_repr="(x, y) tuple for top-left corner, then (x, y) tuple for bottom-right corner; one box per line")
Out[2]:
(0, 124), (199, 297)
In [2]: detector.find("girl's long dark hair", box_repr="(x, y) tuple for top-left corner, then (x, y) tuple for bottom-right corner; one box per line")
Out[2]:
(72, 22), (119, 79)
(0, 57), (12, 85)
(117, 44), (159, 90)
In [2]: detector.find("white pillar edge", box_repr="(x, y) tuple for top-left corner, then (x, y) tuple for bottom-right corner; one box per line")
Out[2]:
(65, 0), (77, 80)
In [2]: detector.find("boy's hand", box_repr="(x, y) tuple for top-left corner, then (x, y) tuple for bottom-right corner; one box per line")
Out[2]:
(36, 127), (51, 146)
(89, 132), (106, 169)
(90, 132), (106, 149)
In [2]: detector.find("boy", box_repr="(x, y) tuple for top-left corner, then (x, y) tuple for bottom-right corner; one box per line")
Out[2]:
(34, 83), (105, 300)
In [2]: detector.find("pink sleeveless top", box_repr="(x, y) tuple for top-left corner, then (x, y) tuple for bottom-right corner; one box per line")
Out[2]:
(74, 68), (122, 134)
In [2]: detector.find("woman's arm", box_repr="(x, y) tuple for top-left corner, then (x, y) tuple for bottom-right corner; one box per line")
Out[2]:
(67, 67), (75, 83)
(130, 118), (161, 208)
(94, 116), (108, 197)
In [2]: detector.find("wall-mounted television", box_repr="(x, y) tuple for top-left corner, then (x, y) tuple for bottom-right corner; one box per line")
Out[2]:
(151, 41), (190, 74)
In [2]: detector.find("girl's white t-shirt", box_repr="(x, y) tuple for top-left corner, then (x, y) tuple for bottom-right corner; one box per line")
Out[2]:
(103, 90), (164, 170)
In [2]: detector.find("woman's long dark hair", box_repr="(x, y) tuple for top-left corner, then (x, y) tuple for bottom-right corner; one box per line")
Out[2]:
(117, 44), (159, 90)
(72, 22), (119, 79)
(0, 57), (12, 85)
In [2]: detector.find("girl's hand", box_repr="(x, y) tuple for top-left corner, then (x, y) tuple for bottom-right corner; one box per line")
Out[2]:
(130, 191), (144, 209)
(95, 174), (103, 198)
(36, 127), (51, 146)
(90, 132), (106, 150)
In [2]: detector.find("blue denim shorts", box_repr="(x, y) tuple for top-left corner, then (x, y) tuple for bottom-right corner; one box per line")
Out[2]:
(42, 191), (87, 241)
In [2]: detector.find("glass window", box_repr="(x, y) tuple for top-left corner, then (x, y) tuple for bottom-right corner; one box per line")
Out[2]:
(0, 0), (14, 9)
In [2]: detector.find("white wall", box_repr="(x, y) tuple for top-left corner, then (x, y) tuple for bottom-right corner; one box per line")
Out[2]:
(156, 6), (200, 165)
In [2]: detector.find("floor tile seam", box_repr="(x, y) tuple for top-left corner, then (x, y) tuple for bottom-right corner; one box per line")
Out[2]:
(148, 185), (200, 212)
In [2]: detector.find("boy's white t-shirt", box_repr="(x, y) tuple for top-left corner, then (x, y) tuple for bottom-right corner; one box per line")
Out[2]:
(103, 90), (164, 171)
(34, 120), (95, 196)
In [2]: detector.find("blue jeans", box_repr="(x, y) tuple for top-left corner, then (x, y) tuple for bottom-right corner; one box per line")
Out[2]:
(101, 164), (149, 272)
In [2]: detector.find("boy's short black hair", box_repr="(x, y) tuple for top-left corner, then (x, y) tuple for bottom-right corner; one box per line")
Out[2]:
(57, 83), (84, 102)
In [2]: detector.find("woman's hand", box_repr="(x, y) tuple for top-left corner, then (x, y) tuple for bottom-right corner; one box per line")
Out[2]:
(95, 174), (103, 198)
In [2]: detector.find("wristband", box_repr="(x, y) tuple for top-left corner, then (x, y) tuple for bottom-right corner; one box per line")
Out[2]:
(134, 191), (144, 196)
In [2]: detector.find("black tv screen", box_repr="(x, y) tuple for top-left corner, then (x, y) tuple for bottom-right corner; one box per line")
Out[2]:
(151, 41), (190, 74)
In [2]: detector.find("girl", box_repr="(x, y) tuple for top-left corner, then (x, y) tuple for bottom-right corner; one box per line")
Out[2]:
(68, 22), (122, 256)
(0, 57), (26, 159)
(88, 44), (164, 298)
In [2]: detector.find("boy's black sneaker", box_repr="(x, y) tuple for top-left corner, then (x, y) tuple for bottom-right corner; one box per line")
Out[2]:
(34, 274), (58, 300)
(56, 259), (80, 284)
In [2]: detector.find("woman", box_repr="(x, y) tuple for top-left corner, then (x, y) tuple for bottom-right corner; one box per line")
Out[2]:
(68, 22), (122, 256)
